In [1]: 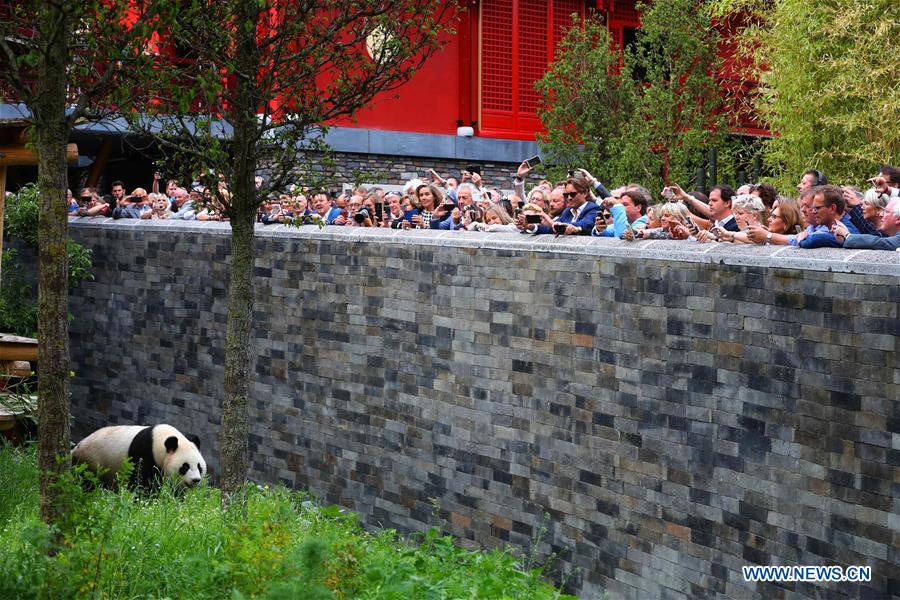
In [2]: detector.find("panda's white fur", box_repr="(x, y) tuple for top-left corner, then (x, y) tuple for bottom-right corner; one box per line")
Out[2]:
(72, 424), (206, 490)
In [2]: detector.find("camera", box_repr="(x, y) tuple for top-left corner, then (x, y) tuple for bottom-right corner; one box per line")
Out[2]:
(354, 206), (372, 224)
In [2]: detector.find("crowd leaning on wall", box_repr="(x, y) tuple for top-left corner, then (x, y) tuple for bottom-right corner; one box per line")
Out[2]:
(59, 162), (900, 253)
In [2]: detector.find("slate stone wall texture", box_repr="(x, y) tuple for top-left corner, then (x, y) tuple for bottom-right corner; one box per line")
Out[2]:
(66, 220), (899, 600)
(295, 150), (538, 190)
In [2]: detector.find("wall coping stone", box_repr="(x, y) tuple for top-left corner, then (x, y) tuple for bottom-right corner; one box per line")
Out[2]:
(69, 217), (900, 277)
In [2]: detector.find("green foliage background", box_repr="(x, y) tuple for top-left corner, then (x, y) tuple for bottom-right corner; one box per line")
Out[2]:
(537, 0), (724, 194)
(0, 445), (573, 599)
(711, 0), (900, 188)
(0, 184), (93, 336)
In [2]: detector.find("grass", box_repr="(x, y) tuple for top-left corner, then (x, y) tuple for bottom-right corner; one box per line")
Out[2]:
(0, 444), (575, 599)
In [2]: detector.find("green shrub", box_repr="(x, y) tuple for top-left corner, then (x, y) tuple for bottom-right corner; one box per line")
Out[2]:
(0, 184), (94, 336)
(537, 1), (724, 193)
(0, 445), (574, 599)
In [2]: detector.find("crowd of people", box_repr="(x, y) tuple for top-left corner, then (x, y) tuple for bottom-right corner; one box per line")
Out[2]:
(68, 163), (900, 252)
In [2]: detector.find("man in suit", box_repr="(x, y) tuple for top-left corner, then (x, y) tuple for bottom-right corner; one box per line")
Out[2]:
(696, 185), (739, 242)
(833, 198), (900, 251)
(531, 178), (599, 235)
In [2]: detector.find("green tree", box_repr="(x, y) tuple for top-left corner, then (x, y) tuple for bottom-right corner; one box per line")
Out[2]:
(618, 0), (724, 192)
(535, 14), (631, 183)
(537, 2), (724, 193)
(132, 0), (458, 504)
(711, 0), (900, 188)
(0, 0), (164, 529)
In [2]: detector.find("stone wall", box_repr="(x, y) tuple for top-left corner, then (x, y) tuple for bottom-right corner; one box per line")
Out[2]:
(295, 149), (540, 191)
(66, 220), (899, 600)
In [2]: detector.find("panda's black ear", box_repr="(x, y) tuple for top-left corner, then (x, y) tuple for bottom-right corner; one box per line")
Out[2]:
(187, 434), (201, 448)
(164, 436), (179, 453)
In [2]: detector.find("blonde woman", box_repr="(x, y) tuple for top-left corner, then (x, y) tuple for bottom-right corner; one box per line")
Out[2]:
(856, 187), (890, 234)
(148, 193), (172, 219)
(635, 203), (695, 240)
(468, 204), (518, 232)
(716, 194), (766, 243)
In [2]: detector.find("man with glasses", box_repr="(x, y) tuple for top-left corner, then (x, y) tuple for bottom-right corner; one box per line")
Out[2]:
(832, 198), (900, 251)
(530, 178), (599, 235)
(797, 185), (858, 249)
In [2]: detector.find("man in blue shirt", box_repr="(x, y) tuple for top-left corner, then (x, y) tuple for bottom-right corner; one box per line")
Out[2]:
(797, 185), (859, 249)
(592, 187), (650, 238)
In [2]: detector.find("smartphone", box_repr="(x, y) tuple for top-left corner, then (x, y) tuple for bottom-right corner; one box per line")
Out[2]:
(466, 164), (482, 176)
(375, 202), (383, 222)
(553, 223), (567, 235)
(567, 169), (576, 178)
(525, 155), (542, 168)
(271, 204), (282, 214)
(443, 201), (456, 212)
(526, 213), (541, 224)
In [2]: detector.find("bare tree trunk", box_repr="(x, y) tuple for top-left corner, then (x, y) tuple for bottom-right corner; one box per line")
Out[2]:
(34, 0), (72, 527)
(219, 198), (255, 504)
(218, 0), (260, 505)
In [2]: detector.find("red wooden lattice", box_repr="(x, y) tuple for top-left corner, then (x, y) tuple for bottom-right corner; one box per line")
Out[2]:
(480, 0), (585, 139)
(481, 0), (514, 113)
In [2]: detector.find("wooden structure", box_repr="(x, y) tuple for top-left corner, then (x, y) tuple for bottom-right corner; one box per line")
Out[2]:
(0, 119), (78, 283)
(0, 333), (37, 445)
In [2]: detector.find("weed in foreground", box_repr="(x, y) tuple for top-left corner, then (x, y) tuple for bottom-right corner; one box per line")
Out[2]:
(0, 444), (575, 599)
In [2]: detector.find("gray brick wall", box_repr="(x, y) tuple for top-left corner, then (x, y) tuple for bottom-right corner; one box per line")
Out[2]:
(66, 220), (899, 600)
(290, 150), (542, 190)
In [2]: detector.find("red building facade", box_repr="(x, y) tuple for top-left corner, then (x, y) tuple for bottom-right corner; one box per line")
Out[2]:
(329, 0), (763, 148)
(0, 0), (762, 189)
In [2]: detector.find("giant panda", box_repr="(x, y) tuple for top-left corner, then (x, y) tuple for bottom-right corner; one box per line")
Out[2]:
(72, 424), (207, 491)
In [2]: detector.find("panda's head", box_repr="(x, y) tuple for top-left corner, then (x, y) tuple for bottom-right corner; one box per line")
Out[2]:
(157, 426), (206, 488)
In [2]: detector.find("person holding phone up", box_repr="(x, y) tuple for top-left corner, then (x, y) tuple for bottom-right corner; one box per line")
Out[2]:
(398, 183), (450, 230)
(592, 187), (650, 238)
